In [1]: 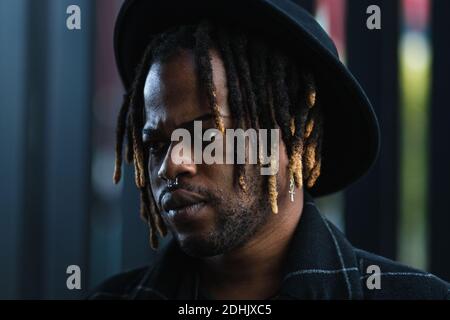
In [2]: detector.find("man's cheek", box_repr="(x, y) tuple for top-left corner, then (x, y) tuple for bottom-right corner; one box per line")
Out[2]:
(199, 164), (233, 187)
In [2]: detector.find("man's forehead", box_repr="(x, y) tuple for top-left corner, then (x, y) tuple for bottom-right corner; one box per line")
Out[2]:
(143, 71), (214, 128)
(144, 60), (197, 109)
(143, 50), (207, 110)
(143, 48), (231, 127)
(143, 110), (232, 137)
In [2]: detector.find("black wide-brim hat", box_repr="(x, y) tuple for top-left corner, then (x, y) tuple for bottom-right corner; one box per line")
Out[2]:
(114, 0), (380, 197)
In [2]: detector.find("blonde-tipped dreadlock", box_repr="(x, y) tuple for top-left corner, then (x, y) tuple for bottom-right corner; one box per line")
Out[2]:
(267, 48), (323, 214)
(112, 33), (169, 249)
(238, 175), (248, 193)
(268, 175), (279, 214)
(287, 74), (321, 192)
(195, 21), (226, 135)
(113, 21), (324, 249)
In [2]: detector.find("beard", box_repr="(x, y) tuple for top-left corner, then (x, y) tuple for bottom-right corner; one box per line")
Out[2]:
(167, 172), (272, 258)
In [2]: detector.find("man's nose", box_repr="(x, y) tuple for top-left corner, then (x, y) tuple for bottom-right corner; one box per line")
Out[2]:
(157, 142), (197, 181)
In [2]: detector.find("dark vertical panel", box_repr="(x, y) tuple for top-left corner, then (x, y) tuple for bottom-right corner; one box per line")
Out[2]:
(18, 0), (50, 299)
(291, 0), (315, 14)
(116, 0), (157, 271)
(88, 0), (123, 289)
(345, 0), (400, 259)
(0, 0), (27, 299)
(121, 167), (157, 271)
(429, 0), (450, 281)
(43, 0), (95, 298)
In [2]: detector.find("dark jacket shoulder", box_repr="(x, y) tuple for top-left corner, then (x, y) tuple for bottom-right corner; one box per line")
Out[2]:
(87, 267), (149, 300)
(355, 248), (450, 300)
(87, 200), (450, 300)
(87, 241), (181, 300)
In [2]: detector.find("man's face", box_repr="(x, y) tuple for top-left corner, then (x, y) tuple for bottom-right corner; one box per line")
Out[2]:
(142, 48), (276, 257)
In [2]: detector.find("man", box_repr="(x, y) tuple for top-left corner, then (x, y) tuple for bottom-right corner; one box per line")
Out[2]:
(89, 0), (449, 299)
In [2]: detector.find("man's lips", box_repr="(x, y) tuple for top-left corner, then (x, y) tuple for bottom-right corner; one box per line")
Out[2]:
(161, 189), (207, 213)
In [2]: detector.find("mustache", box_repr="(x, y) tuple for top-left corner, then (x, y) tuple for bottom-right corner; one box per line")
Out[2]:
(157, 183), (214, 210)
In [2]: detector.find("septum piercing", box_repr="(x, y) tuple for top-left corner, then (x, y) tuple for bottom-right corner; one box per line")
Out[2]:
(167, 176), (179, 189)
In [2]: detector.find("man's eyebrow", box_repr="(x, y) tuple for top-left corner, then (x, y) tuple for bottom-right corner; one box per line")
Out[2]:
(142, 113), (218, 137)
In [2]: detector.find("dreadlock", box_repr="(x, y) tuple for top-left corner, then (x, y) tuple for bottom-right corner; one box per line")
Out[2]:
(113, 21), (324, 248)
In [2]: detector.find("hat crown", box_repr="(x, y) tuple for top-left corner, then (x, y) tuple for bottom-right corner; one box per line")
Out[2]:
(114, 0), (380, 197)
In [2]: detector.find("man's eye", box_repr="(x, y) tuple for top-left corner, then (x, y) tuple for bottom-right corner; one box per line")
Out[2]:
(148, 142), (168, 155)
(203, 129), (219, 141)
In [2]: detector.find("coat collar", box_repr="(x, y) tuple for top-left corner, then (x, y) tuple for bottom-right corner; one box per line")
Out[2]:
(131, 192), (364, 300)
(277, 192), (364, 299)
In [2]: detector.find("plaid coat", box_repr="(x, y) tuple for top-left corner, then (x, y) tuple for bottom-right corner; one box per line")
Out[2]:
(89, 192), (450, 300)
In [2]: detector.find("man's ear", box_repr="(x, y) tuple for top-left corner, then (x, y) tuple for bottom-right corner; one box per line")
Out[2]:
(276, 138), (290, 188)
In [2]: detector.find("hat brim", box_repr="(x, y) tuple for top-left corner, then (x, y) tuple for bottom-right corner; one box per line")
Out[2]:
(114, 0), (380, 197)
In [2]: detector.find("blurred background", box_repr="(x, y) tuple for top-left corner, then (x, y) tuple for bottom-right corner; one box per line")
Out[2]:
(0, 0), (449, 299)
